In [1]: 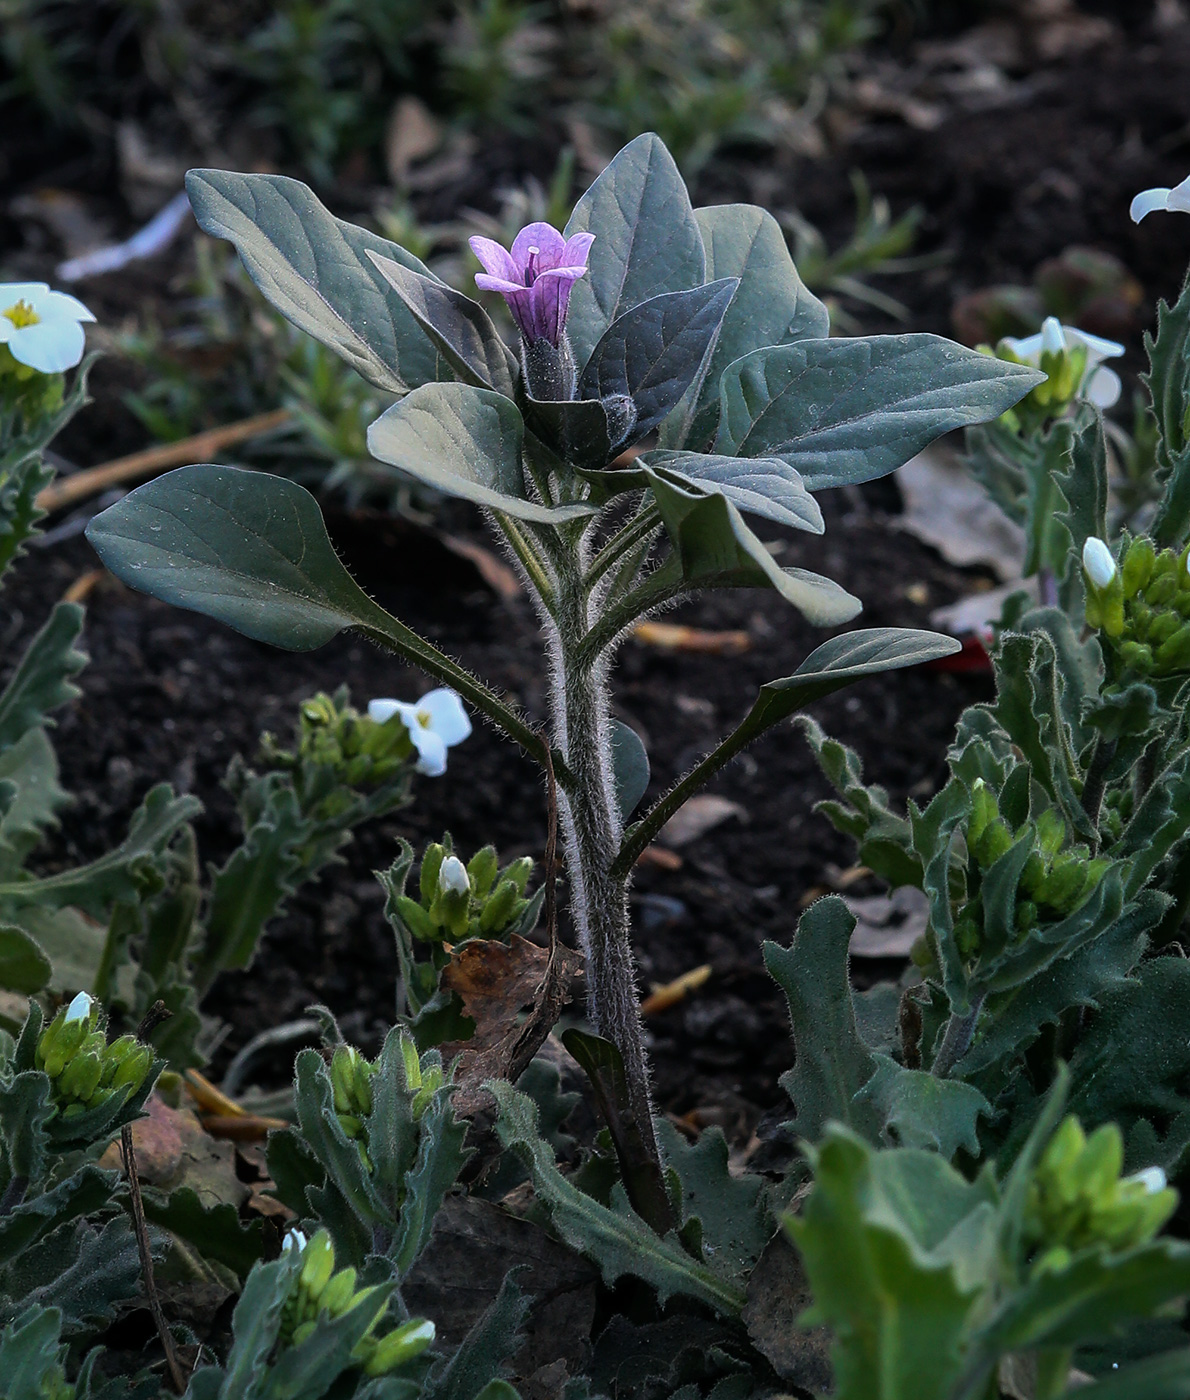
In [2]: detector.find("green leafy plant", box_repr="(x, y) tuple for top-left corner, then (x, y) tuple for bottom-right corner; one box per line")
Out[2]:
(86, 132), (1036, 1170)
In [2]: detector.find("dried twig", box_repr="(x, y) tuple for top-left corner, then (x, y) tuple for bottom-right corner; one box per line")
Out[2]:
(36, 408), (292, 513)
(121, 1123), (186, 1394)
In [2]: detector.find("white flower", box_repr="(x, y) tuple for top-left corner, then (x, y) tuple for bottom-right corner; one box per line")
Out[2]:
(281, 1228), (309, 1254)
(1129, 1166), (1168, 1194)
(1002, 316), (1124, 409)
(438, 855), (470, 895)
(63, 991), (93, 1024)
(1131, 174), (1190, 224)
(1083, 537), (1118, 589)
(368, 688), (472, 777)
(0, 283), (95, 374)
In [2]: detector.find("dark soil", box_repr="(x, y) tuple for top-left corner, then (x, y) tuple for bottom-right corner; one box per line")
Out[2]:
(7, 0), (1190, 1137)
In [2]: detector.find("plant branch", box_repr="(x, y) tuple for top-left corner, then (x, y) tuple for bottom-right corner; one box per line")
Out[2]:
(932, 994), (986, 1079)
(122, 1124), (187, 1394)
(493, 512), (556, 612)
(575, 562), (683, 669)
(585, 503), (660, 590)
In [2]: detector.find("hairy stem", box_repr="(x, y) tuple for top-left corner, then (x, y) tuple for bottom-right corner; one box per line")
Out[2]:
(932, 993), (986, 1079)
(549, 552), (660, 1166)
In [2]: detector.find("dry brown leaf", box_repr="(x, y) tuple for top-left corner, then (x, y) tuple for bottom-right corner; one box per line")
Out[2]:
(442, 935), (583, 1115)
(100, 1095), (249, 1210)
(632, 621), (751, 655)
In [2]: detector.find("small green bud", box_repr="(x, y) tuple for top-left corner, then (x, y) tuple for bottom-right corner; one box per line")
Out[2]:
(1156, 620), (1190, 673)
(400, 1032), (422, 1093)
(419, 843), (446, 903)
(467, 845), (499, 898)
(1035, 807), (1066, 858)
(967, 779), (999, 849)
(478, 877), (521, 934)
(1121, 536), (1156, 598)
(1015, 900), (1038, 933)
(431, 856), (471, 938)
(319, 1266), (358, 1317)
(109, 1043), (153, 1094)
(503, 856), (534, 896)
(973, 817), (1013, 869)
(58, 1051), (102, 1103)
(1147, 573), (1178, 607)
(1148, 611), (1181, 648)
(1083, 539), (1124, 638)
(1118, 640), (1154, 674)
(299, 1230), (336, 1300)
(360, 1318), (436, 1377)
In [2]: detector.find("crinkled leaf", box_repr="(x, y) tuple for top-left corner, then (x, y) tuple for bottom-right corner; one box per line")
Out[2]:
(0, 729), (68, 877)
(368, 383), (593, 522)
(6, 1217), (141, 1336)
(667, 203), (828, 450)
(0, 603), (86, 753)
(421, 1269), (530, 1400)
(640, 450), (823, 533)
(764, 896), (878, 1142)
(0, 1305), (65, 1399)
(488, 1080), (745, 1315)
(655, 1119), (768, 1284)
(789, 1128), (992, 1400)
(645, 469), (859, 624)
(367, 251), (518, 397)
(185, 169), (446, 394)
(1144, 274), (1190, 546)
(854, 1055), (990, 1158)
(207, 1253), (299, 1400)
(390, 1091), (472, 1279)
(0, 784), (199, 916)
(577, 280), (737, 447)
(715, 335), (1043, 490)
(0, 1165), (114, 1269)
(564, 133), (705, 369)
(141, 1187), (265, 1281)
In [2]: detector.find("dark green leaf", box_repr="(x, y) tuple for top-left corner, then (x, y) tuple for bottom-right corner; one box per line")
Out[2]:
(422, 1269), (530, 1400)
(368, 383), (593, 522)
(390, 1091), (472, 1279)
(667, 203), (828, 450)
(764, 896), (878, 1142)
(0, 729), (69, 877)
(185, 169), (446, 394)
(366, 251), (518, 397)
(0, 1305), (64, 1400)
(715, 336), (1043, 490)
(0, 926), (50, 995)
(213, 1253), (298, 1399)
(1063, 1347), (1190, 1399)
(86, 465), (395, 650)
(610, 720), (649, 820)
(1143, 273), (1190, 545)
(577, 281), (737, 447)
(646, 469), (859, 624)
(564, 133), (705, 369)
(141, 1187), (265, 1281)
(523, 396), (611, 469)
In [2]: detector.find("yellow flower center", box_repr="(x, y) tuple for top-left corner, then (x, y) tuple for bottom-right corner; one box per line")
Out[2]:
(2, 299), (40, 329)
(415, 708), (433, 729)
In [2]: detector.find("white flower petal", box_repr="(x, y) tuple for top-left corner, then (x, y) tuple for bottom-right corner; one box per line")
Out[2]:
(0, 282), (49, 308)
(368, 698), (402, 724)
(1001, 332), (1042, 360)
(1067, 328), (1125, 365)
(412, 730), (448, 777)
(438, 855), (470, 893)
(1085, 365), (1122, 408)
(1083, 537), (1117, 588)
(416, 689), (472, 748)
(0, 320), (14, 345)
(281, 1228), (308, 1253)
(1167, 174), (1190, 213)
(9, 319), (86, 373)
(1040, 317), (1066, 355)
(1132, 1166), (1168, 1194)
(31, 287), (96, 323)
(1131, 186), (1175, 223)
(64, 990), (93, 1024)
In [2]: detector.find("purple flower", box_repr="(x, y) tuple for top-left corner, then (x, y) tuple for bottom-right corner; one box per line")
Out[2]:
(470, 222), (594, 348)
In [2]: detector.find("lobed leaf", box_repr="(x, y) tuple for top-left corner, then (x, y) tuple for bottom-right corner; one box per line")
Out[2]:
(714, 335), (1043, 490)
(0, 603), (86, 754)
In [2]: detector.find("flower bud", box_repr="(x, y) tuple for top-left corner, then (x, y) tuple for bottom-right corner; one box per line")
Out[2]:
(479, 877), (521, 934)
(58, 1050), (103, 1103)
(419, 843), (446, 903)
(109, 1042), (153, 1095)
(467, 845), (499, 898)
(1040, 316), (1066, 357)
(1121, 536), (1156, 598)
(438, 855), (469, 896)
(431, 856), (471, 938)
(400, 1032), (423, 1093)
(299, 1230), (336, 1300)
(360, 1318), (436, 1377)
(319, 1266), (358, 1317)
(395, 895), (440, 942)
(63, 991), (93, 1025)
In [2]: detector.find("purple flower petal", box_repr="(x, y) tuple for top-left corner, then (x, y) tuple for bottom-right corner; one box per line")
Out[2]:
(474, 272), (528, 295)
(562, 231), (595, 269)
(469, 236), (520, 282)
(511, 222), (567, 276)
